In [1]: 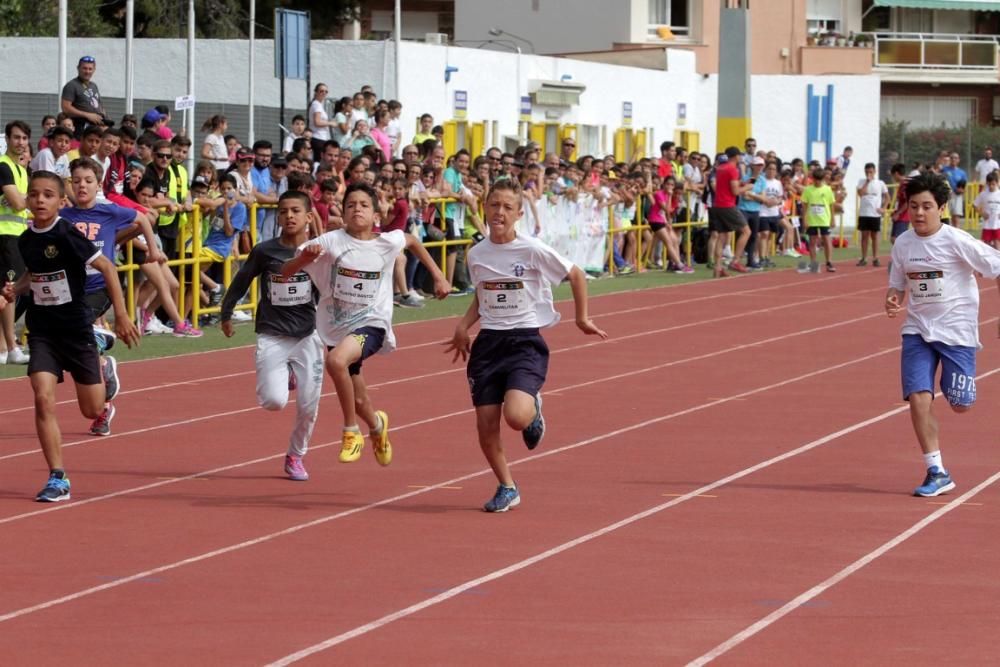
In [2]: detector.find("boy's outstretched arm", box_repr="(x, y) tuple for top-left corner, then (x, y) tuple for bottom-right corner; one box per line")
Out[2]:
(281, 242), (323, 279)
(220, 247), (264, 337)
(567, 265), (608, 339)
(92, 255), (141, 348)
(404, 232), (450, 299)
(444, 294), (481, 363)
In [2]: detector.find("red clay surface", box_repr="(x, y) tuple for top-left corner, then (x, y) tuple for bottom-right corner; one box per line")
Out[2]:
(1, 264), (998, 666)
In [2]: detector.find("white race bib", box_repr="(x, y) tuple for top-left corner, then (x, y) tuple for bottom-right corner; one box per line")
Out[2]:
(31, 270), (72, 306)
(269, 273), (312, 306)
(334, 266), (380, 306)
(809, 204), (826, 217)
(907, 270), (945, 304)
(481, 280), (525, 312)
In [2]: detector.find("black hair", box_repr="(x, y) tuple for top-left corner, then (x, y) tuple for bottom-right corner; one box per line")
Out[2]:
(278, 189), (313, 211)
(5, 120), (31, 139)
(890, 163), (907, 176)
(487, 177), (523, 204)
(119, 125), (137, 141)
(171, 134), (192, 147)
(135, 177), (157, 194)
(252, 140), (273, 152)
(904, 171), (950, 207)
(29, 170), (64, 195)
(49, 126), (74, 141)
(724, 146), (741, 159)
(291, 114), (306, 124)
(81, 125), (103, 140)
(323, 139), (340, 151)
(344, 181), (381, 215)
(864, 162), (876, 171)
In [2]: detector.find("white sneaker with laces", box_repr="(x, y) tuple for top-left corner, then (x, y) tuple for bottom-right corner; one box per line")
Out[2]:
(231, 310), (252, 322)
(7, 347), (29, 364)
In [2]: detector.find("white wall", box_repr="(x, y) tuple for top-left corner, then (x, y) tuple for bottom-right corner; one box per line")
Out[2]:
(453, 0), (632, 54)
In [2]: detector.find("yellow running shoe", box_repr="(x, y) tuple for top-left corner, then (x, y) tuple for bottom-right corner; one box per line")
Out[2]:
(339, 430), (365, 463)
(372, 410), (392, 466)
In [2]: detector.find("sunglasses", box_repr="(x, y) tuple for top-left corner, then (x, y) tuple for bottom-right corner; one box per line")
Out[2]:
(239, 157), (254, 162)
(394, 168), (407, 173)
(563, 143), (576, 148)
(155, 153), (172, 159)
(79, 56), (95, 64)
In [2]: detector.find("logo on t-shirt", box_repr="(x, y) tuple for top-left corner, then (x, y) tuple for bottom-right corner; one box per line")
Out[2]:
(512, 263), (525, 277)
(44, 245), (58, 259)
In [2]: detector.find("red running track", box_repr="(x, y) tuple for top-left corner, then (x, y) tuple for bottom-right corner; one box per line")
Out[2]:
(1, 264), (998, 665)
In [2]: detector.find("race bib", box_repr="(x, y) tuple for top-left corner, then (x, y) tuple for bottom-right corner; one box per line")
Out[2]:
(31, 270), (72, 306)
(809, 204), (826, 217)
(269, 273), (312, 306)
(334, 266), (380, 306)
(907, 270), (945, 304)
(481, 280), (525, 312)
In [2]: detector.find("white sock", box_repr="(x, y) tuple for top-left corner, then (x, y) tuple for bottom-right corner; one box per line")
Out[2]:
(372, 413), (384, 433)
(923, 451), (944, 472)
(344, 424), (360, 433)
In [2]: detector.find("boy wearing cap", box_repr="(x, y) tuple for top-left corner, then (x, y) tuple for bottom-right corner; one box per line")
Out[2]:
(61, 56), (107, 136)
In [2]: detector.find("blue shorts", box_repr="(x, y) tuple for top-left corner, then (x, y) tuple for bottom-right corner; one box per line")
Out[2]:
(467, 328), (549, 406)
(901, 334), (977, 407)
(327, 326), (385, 376)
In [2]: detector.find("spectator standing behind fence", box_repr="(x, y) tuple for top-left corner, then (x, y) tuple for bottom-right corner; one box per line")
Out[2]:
(856, 162), (889, 268)
(0, 121), (32, 366)
(61, 56), (107, 137)
(201, 115), (229, 172)
(974, 146), (998, 184)
(308, 84), (335, 160)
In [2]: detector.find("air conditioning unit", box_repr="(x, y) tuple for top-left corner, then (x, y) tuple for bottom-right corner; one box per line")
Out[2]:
(425, 32), (448, 45)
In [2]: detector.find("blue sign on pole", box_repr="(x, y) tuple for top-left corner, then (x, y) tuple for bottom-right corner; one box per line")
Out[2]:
(519, 96), (531, 121)
(275, 9), (310, 80)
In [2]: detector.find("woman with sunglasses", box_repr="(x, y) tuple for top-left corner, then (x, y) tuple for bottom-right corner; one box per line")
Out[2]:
(308, 84), (335, 160)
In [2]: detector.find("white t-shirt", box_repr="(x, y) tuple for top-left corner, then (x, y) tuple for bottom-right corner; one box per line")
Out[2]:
(467, 234), (574, 330)
(309, 100), (330, 141)
(30, 148), (70, 179)
(974, 188), (1000, 230)
(347, 108), (369, 132)
(682, 163), (702, 212)
(857, 178), (889, 218)
(385, 118), (402, 157)
(975, 158), (999, 183)
(204, 133), (228, 170)
(760, 178), (784, 217)
(889, 223), (1000, 348)
(331, 112), (350, 147)
(299, 229), (405, 350)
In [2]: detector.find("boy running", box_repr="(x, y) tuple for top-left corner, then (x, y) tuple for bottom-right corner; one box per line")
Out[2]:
(445, 179), (608, 513)
(281, 182), (449, 467)
(886, 172), (1000, 497)
(2, 171), (140, 501)
(220, 191), (324, 481)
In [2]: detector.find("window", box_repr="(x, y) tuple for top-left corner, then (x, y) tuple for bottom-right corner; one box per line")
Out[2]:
(648, 0), (690, 37)
(806, 0), (842, 35)
(578, 124), (603, 157)
(881, 95), (977, 128)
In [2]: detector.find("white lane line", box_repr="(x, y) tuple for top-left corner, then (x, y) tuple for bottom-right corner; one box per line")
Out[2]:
(0, 343), (929, 625)
(263, 365), (1000, 666)
(687, 468), (1000, 666)
(0, 309), (886, 525)
(0, 286), (883, 459)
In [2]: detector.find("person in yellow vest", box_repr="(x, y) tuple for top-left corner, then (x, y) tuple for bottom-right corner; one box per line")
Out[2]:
(145, 140), (181, 258)
(0, 120), (31, 365)
(169, 135), (193, 245)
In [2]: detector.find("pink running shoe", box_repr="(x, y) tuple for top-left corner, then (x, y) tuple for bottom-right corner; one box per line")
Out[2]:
(284, 454), (308, 481)
(172, 321), (204, 338)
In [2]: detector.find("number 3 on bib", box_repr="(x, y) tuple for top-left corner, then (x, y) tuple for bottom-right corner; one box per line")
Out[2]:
(906, 270), (945, 304)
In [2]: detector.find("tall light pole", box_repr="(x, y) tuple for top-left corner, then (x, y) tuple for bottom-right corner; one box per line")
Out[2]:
(488, 27), (534, 54)
(248, 0), (256, 145)
(393, 0), (402, 100)
(187, 0), (196, 172)
(58, 0), (67, 89)
(125, 0), (135, 113)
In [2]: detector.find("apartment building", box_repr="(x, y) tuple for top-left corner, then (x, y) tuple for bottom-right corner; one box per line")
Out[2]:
(453, 0), (1000, 128)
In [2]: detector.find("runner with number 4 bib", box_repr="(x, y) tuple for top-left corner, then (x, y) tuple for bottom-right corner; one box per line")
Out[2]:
(886, 172), (1000, 498)
(220, 191), (325, 482)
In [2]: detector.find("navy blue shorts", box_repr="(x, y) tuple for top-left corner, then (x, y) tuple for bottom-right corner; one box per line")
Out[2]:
(901, 334), (977, 407)
(891, 221), (909, 239)
(467, 328), (549, 406)
(327, 326), (385, 376)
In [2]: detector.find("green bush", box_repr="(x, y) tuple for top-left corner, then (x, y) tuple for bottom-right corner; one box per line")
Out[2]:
(880, 120), (1000, 169)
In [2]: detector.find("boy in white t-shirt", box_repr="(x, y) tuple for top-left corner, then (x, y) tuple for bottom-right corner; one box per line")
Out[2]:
(856, 162), (890, 267)
(973, 171), (1000, 249)
(445, 179), (608, 513)
(886, 172), (1000, 498)
(282, 182), (449, 467)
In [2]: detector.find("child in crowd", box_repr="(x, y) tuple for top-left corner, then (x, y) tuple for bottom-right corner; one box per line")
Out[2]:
(283, 114), (307, 154)
(798, 168), (836, 273)
(186, 174), (244, 320)
(648, 176), (692, 273)
(281, 182), (449, 467)
(856, 162), (890, 267)
(445, 179), (608, 513)
(3, 171), (140, 501)
(220, 191), (324, 481)
(29, 126), (73, 179)
(974, 171), (1000, 250)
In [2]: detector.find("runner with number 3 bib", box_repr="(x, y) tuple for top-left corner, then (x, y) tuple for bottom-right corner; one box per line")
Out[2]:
(886, 172), (1000, 498)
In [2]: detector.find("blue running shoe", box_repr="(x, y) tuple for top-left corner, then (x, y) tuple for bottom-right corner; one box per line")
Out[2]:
(914, 466), (955, 497)
(522, 393), (545, 450)
(103, 355), (120, 402)
(36, 471), (71, 503)
(484, 485), (520, 513)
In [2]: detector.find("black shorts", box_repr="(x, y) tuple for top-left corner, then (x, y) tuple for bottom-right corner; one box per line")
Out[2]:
(742, 210), (761, 234)
(467, 328), (549, 407)
(84, 288), (111, 322)
(27, 333), (102, 385)
(758, 216), (781, 234)
(327, 326), (385, 376)
(858, 216), (881, 232)
(806, 226), (831, 237)
(0, 234), (26, 283)
(891, 221), (909, 239)
(708, 207), (746, 233)
(649, 222), (667, 233)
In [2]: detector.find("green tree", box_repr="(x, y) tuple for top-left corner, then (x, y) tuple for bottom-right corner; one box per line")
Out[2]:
(0, 0), (116, 37)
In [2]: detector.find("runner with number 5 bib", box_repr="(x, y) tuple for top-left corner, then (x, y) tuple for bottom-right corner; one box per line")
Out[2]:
(886, 172), (1000, 498)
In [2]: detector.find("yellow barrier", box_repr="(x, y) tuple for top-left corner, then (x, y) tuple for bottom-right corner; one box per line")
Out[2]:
(606, 195), (707, 274)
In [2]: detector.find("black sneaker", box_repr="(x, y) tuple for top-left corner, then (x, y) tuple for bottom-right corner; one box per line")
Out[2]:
(522, 393), (545, 450)
(36, 471), (71, 502)
(103, 355), (120, 402)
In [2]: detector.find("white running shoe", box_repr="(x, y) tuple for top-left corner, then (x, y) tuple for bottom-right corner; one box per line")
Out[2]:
(231, 310), (252, 322)
(6, 347), (29, 364)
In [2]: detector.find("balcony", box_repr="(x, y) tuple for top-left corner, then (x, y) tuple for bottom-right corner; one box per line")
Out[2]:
(872, 32), (1000, 83)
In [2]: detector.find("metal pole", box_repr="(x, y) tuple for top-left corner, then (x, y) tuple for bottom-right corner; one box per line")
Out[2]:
(58, 0), (67, 89)
(187, 0), (196, 172)
(248, 0), (256, 145)
(125, 0), (135, 113)
(394, 0), (402, 100)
